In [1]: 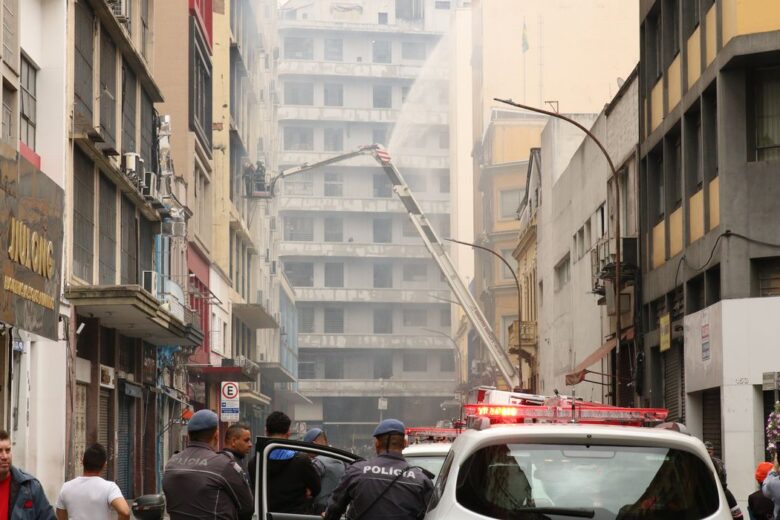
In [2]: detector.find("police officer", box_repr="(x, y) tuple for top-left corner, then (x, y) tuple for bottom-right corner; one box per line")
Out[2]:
(324, 419), (433, 520)
(163, 410), (254, 520)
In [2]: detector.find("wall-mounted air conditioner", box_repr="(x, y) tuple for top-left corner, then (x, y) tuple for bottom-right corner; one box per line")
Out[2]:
(162, 220), (186, 238)
(107, 0), (130, 22)
(143, 171), (158, 200)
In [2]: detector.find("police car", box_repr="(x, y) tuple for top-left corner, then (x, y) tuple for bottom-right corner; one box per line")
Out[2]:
(403, 427), (460, 479)
(423, 399), (733, 520)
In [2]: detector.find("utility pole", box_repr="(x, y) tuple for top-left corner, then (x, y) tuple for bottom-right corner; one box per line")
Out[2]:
(494, 98), (623, 402)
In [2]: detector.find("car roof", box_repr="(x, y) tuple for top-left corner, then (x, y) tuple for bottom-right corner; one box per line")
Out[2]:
(449, 423), (710, 459)
(403, 443), (452, 457)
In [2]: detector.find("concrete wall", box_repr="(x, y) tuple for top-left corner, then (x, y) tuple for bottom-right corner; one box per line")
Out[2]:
(684, 297), (780, 510)
(18, 0), (70, 501)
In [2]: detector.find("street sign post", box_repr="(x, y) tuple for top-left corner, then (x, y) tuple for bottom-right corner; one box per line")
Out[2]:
(220, 381), (240, 423)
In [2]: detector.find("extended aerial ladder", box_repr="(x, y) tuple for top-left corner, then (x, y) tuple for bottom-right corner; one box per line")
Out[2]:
(261, 145), (521, 388)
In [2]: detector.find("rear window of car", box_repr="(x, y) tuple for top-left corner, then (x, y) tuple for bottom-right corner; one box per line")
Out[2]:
(405, 455), (447, 478)
(455, 443), (719, 519)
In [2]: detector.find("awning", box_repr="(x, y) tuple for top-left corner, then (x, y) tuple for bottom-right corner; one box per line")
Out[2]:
(259, 361), (295, 384)
(233, 302), (278, 329)
(65, 285), (204, 346)
(189, 365), (257, 383)
(565, 328), (635, 386)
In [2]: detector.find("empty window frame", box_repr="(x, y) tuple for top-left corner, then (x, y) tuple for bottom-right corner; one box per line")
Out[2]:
(373, 263), (393, 288)
(284, 37), (313, 59)
(372, 40), (392, 64)
(121, 64), (137, 155)
(284, 126), (314, 150)
(323, 216), (343, 242)
(284, 81), (314, 105)
(285, 171), (313, 195)
(440, 351), (455, 371)
(73, 149), (95, 282)
(500, 249), (517, 280)
(98, 175), (117, 285)
(372, 127), (387, 146)
(373, 218), (392, 243)
(323, 83), (343, 107)
(373, 308), (393, 334)
(19, 56), (36, 151)
(403, 263), (427, 282)
(323, 127), (344, 152)
(283, 216), (314, 241)
(554, 254), (571, 291)
(323, 308), (344, 333)
(373, 174), (392, 198)
(323, 38), (343, 61)
(324, 262), (344, 288)
(396, 0), (423, 21)
(753, 67), (780, 162)
(99, 30), (117, 146)
(499, 189), (522, 219)
(440, 308), (451, 327)
(373, 85), (392, 109)
(284, 262), (314, 287)
(298, 306), (315, 333)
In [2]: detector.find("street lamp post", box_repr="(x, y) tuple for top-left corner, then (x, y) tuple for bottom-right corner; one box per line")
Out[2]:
(445, 237), (531, 390)
(494, 98), (623, 402)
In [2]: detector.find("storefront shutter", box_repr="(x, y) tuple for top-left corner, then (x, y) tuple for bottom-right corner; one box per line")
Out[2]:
(99, 390), (111, 479)
(702, 387), (723, 459)
(116, 391), (133, 497)
(663, 343), (685, 422)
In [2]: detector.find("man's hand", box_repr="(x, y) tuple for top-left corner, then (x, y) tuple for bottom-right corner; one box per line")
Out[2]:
(55, 509), (68, 520)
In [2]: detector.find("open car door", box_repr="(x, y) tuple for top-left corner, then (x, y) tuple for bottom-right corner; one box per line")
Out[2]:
(254, 436), (362, 520)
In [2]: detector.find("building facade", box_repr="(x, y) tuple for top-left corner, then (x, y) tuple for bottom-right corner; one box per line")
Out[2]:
(276, 0), (456, 451)
(638, 0), (780, 506)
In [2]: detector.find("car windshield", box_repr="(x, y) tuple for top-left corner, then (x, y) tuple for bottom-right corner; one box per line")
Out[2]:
(405, 454), (447, 477)
(455, 443), (719, 520)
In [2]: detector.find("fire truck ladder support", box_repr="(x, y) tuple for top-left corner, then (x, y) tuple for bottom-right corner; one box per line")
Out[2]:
(269, 145), (521, 388)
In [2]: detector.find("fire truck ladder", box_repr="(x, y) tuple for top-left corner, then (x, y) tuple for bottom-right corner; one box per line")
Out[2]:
(269, 145), (520, 388)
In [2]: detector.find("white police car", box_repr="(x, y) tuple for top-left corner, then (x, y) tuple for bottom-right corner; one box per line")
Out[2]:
(423, 406), (733, 520)
(402, 442), (452, 479)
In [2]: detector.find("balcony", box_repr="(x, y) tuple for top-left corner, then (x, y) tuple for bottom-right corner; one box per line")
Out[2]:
(278, 150), (449, 170)
(259, 361), (295, 384)
(298, 334), (452, 350)
(279, 196), (449, 214)
(298, 378), (456, 397)
(233, 291), (279, 329)
(294, 287), (450, 304)
(278, 59), (436, 80)
(64, 284), (203, 346)
(277, 18), (440, 37)
(277, 105), (448, 126)
(278, 241), (431, 258)
(508, 321), (538, 349)
(238, 381), (272, 406)
(190, 355), (261, 383)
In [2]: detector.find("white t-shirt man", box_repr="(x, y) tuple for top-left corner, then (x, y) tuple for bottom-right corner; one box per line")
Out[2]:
(56, 476), (124, 520)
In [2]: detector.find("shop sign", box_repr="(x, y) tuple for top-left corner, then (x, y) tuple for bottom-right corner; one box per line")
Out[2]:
(0, 145), (63, 340)
(659, 313), (671, 352)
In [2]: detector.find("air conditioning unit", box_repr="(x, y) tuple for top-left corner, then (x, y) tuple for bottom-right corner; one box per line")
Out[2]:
(121, 153), (142, 182)
(99, 365), (116, 389)
(162, 220), (186, 238)
(142, 270), (159, 298)
(107, 0), (130, 22)
(143, 171), (158, 200)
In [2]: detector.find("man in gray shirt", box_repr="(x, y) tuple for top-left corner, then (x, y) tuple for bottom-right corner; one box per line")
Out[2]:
(304, 428), (347, 513)
(762, 450), (780, 519)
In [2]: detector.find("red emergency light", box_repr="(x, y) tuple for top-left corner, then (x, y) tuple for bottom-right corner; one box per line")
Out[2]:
(463, 403), (668, 427)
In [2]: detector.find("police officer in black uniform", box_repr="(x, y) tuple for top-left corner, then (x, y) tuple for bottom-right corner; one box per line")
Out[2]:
(163, 410), (254, 520)
(324, 419), (433, 520)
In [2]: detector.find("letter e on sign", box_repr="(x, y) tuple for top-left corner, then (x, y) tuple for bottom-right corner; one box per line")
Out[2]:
(220, 381), (240, 422)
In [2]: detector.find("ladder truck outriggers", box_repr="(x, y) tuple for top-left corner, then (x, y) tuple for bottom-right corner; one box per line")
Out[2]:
(252, 144), (524, 389)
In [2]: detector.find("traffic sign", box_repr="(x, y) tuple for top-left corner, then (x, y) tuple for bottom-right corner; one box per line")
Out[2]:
(378, 397), (388, 411)
(221, 381), (240, 422)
